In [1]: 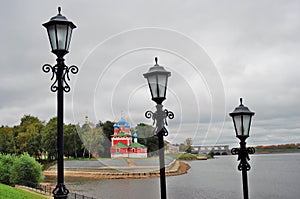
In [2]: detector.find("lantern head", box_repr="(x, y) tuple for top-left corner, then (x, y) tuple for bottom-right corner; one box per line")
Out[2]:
(143, 57), (171, 104)
(229, 98), (255, 139)
(43, 7), (76, 57)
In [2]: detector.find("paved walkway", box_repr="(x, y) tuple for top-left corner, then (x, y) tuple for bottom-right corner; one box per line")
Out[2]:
(49, 156), (175, 171)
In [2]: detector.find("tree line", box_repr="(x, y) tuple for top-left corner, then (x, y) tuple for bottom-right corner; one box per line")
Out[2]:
(0, 115), (160, 160)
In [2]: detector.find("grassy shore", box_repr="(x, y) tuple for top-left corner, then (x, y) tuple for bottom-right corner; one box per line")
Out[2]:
(167, 153), (209, 160)
(255, 148), (300, 154)
(0, 183), (49, 199)
(254, 144), (300, 154)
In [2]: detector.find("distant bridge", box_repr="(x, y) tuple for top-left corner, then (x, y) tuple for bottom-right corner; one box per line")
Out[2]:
(191, 145), (230, 155)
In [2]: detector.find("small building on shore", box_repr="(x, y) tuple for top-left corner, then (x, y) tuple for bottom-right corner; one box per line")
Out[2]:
(111, 119), (147, 158)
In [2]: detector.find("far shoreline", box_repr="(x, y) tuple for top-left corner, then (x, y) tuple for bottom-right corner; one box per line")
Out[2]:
(43, 160), (191, 180)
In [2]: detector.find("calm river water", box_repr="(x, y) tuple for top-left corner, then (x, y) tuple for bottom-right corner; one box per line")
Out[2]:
(52, 153), (300, 199)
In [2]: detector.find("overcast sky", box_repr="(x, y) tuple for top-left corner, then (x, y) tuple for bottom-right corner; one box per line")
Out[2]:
(0, 0), (299, 147)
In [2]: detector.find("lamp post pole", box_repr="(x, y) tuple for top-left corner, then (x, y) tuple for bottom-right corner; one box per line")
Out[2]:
(156, 104), (167, 199)
(240, 139), (249, 199)
(144, 57), (174, 199)
(42, 7), (77, 199)
(231, 139), (255, 199)
(230, 98), (255, 199)
(145, 104), (174, 199)
(56, 56), (65, 195)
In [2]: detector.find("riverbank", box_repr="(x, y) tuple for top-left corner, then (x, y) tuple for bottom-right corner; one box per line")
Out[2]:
(43, 159), (190, 179)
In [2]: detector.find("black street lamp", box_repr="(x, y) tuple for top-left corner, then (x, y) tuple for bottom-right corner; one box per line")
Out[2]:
(42, 7), (78, 199)
(230, 98), (255, 199)
(144, 57), (174, 199)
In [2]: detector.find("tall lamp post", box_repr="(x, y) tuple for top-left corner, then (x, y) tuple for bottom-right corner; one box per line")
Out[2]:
(229, 98), (255, 199)
(144, 57), (174, 199)
(42, 7), (78, 199)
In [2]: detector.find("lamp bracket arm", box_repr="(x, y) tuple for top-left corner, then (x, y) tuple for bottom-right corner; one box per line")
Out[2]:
(247, 147), (255, 155)
(42, 63), (58, 92)
(145, 108), (173, 136)
(42, 63), (78, 93)
(62, 65), (79, 92)
(162, 126), (169, 136)
(145, 110), (156, 125)
(232, 147), (254, 171)
(231, 147), (240, 155)
(155, 126), (169, 137)
(163, 109), (174, 126)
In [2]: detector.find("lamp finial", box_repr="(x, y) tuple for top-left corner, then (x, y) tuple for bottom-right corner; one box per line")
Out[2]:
(58, 7), (61, 15)
(155, 57), (158, 65)
(240, 98), (243, 105)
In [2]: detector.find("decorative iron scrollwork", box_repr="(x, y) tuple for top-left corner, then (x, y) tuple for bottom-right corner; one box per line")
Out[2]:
(231, 146), (255, 171)
(247, 147), (255, 155)
(238, 161), (251, 171)
(42, 64), (58, 92)
(52, 183), (69, 196)
(62, 65), (79, 92)
(164, 109), (174, 126)
(231, 147), (240, 155)
(145, 110), (156, 125)
(145, 107), (174, 137)
(42, 63), (78, 93)
(162, 127), (169, 136)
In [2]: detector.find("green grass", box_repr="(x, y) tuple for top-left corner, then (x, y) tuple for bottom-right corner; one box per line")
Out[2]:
(167, 153), (208, 160)
(0, 183), (48, 199)
(177, 153), (198, 160)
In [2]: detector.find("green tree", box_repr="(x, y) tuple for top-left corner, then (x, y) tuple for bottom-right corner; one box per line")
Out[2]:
(96, 120), (104, 128)
(102, 121), (114, 158)
(184, 137), (193, 146)
(135, 123), (155, 138)
(41, 117), (57, 160)
(81, 127), (104, 158)
(15, 115), (43, 159)
(184, 138), (193, 153)
(0, 126), (15, 154)
(179, 143), (187, 152)
(135, 123), (158, 156)
(64, 124), (82, 158)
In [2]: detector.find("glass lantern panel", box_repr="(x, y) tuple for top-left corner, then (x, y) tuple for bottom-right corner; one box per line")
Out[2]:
(148, 75), (158, 98)
(66, 26), (73, 51)
(157, 74), (167, 98)
(233, 115), (242, 137)
(242, 115), (252, 137)
(47, 24), (57, 51)
(56, 24), (68, 50)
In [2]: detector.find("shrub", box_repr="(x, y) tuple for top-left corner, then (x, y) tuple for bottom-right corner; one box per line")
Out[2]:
(178, 153), (198, 160)
(0, 154), (16, 185)
(9, 153), (43, 187)
(207, 151), (214, 158)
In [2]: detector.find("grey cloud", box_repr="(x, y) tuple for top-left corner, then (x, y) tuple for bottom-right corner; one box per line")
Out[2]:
(0, 0), (299, 146)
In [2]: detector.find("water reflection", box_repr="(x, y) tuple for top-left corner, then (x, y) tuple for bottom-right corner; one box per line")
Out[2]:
(44, 154), (300, 199)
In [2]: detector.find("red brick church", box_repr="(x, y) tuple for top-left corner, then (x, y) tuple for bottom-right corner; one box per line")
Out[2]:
(111, 119), (147, 158)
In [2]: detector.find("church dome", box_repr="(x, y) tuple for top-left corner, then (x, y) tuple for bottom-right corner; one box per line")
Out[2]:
(133, 133), (138, 138)
(113, 123), (119, 128)
(118, 119), (126, 125)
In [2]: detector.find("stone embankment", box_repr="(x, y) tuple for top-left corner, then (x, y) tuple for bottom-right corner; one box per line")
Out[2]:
(43, 158), (190, 179)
